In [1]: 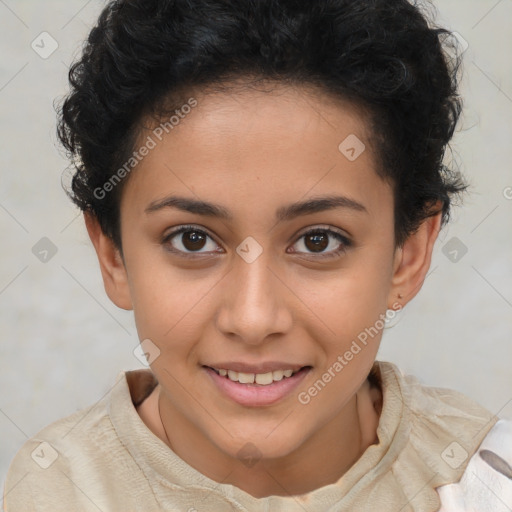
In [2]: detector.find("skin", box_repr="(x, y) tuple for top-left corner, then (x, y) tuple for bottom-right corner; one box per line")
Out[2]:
(85, 81), (441, 498)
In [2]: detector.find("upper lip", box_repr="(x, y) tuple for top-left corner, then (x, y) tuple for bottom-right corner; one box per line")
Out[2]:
(204, 362), (309, 373)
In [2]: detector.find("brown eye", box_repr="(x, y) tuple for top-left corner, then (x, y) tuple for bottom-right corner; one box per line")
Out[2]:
(304, 232), (329, 253)
(181, 231), (207, 251)
(290, 227), (352, 258)
(163, 225), (221, 256)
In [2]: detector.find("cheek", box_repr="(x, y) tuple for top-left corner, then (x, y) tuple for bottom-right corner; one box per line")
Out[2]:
(298, 259), (391, 333)
(294, 272), (386, 414)
(295, 252), (391, 375)
(127, 258), (216, 362)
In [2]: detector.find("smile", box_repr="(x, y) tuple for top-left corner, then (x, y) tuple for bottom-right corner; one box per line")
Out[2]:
(203, 365), (312, 406)
(210, 367), (302, 386)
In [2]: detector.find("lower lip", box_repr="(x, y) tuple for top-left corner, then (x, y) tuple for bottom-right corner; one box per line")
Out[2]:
(204, 366), (311, 407)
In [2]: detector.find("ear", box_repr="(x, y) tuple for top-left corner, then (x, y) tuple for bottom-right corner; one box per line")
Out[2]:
(84, 212), (133, 311)
(387, 206), (442, 310)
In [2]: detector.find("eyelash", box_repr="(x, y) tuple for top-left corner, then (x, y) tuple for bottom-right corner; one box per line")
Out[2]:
(162, 224), (352, 260)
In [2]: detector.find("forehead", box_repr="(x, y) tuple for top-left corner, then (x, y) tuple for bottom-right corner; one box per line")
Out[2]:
(120, 82), (390, 221)
(160, 81), (374, 151)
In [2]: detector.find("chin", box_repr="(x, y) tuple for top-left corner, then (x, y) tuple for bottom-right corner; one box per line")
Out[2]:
(215, 425), (306, 462)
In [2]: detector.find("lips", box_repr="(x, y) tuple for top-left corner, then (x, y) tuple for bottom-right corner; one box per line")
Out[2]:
(203, 364), (312, 406)
(208, 366), (303, 385)
(204, 362), (306, 374)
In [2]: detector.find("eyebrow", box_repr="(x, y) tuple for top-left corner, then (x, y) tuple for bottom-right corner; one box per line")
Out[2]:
(145, 194), (368, 222)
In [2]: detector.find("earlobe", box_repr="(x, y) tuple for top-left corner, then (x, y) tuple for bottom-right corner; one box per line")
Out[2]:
(388, 209), (442, 309)
(84, 212), (133, 311)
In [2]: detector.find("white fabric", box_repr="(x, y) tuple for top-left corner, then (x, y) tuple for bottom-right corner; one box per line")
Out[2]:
(437, 419), (512, 512)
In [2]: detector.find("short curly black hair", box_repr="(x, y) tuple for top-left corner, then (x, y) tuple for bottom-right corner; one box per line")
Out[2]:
(57, 0), (467, 251)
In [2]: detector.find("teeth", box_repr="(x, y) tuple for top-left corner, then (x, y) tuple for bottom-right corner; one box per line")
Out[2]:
(213, 367), (301, 385)
(238, 372), (255, 384)
(255, 372), (273, 385)
(272, 370), (284, 381)
(227, 370), (238, 381)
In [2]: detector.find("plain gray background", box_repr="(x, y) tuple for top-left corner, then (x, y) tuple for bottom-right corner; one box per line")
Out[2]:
(1, 0), (511, 504)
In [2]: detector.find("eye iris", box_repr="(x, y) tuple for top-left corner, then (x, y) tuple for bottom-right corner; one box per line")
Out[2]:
(182, 231), (206, 251)
(172, 229), (341, 254)
(305, 232), (328, 252)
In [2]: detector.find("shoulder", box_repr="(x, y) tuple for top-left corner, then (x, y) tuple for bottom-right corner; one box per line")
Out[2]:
(375, 362), (500, 485)
(3, 400), (105, 511)
(3, 372), (138, 511)
(377, 361), (498, 440)
(436, 418), (512, 510)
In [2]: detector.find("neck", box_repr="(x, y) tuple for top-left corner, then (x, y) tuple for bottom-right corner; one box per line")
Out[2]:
(140, 378), (382, 498)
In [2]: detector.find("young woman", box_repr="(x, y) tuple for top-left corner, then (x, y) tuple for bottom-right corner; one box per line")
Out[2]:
(5, 0), (512, 510)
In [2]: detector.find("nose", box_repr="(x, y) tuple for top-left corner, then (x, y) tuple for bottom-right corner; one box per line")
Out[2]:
(215, 249), (293, 346)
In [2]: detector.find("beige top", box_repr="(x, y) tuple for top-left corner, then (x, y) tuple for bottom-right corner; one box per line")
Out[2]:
(3, 361), (499, 511)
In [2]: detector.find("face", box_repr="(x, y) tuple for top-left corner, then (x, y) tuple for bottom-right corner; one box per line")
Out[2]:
(104, 83), (408, 461)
